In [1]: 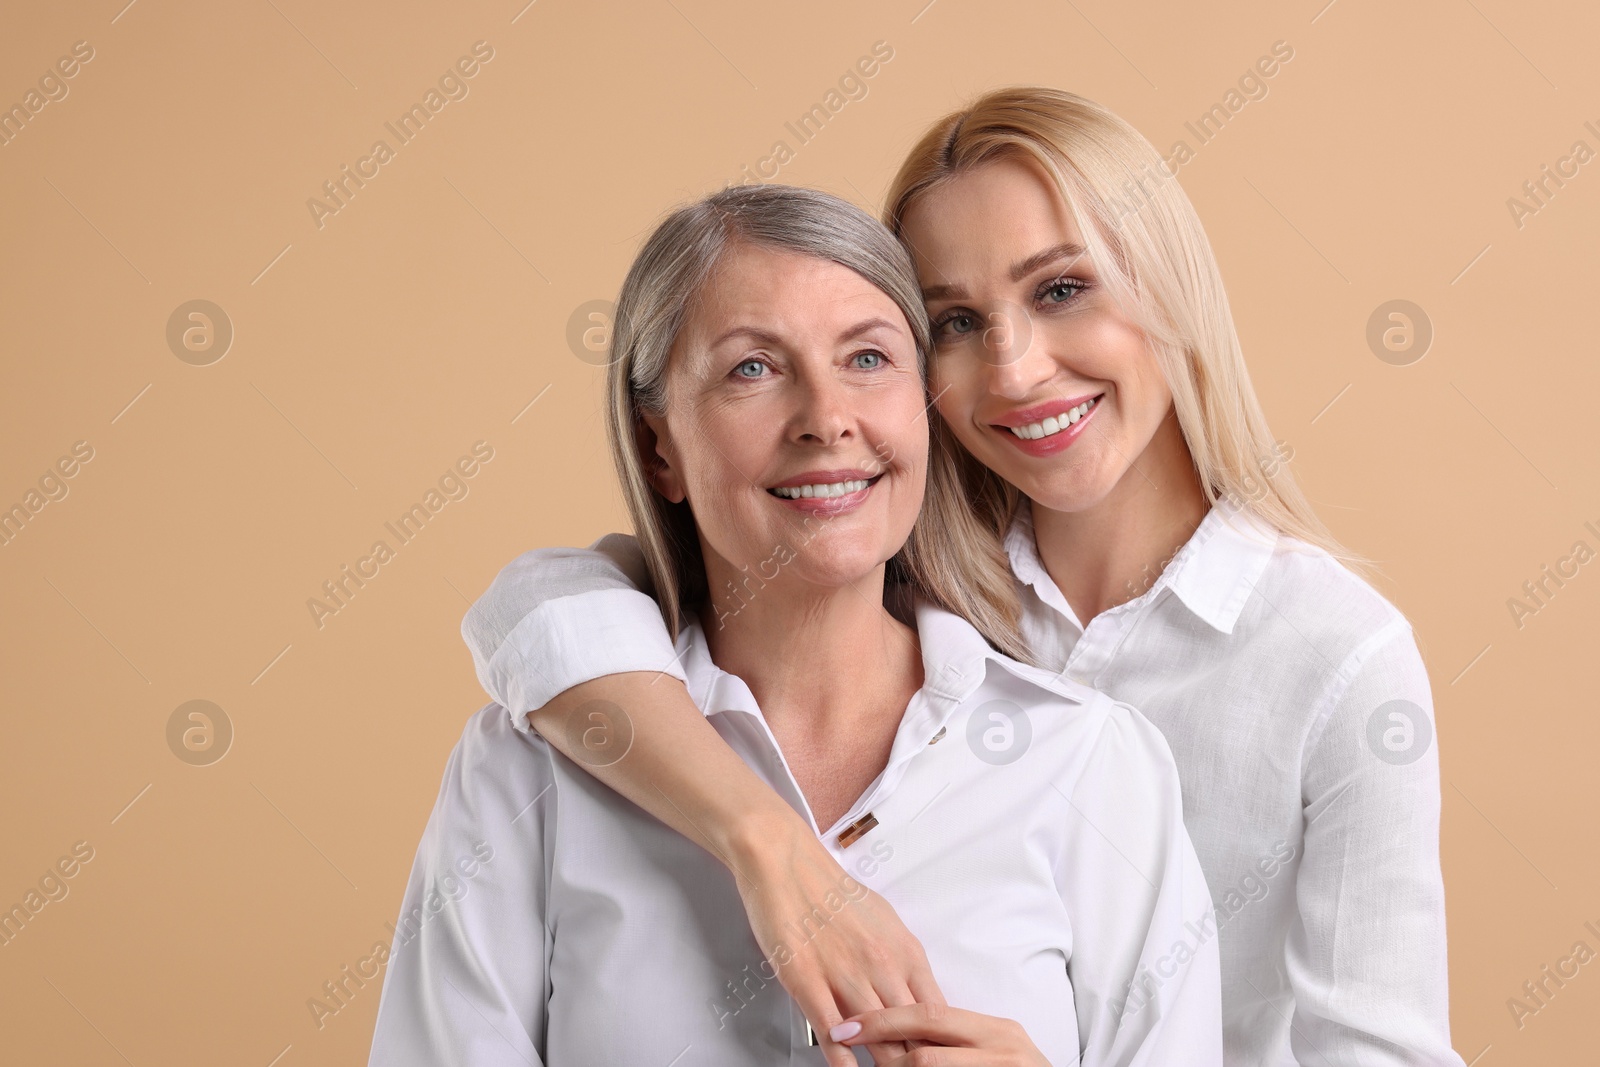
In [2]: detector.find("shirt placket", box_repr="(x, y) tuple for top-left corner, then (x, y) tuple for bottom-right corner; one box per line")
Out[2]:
(1061, 602), (1138, 687)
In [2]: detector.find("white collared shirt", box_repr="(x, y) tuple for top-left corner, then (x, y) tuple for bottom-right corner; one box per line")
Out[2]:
(457, 498), (1463, 1066)
(372, 600), (1223, 1066)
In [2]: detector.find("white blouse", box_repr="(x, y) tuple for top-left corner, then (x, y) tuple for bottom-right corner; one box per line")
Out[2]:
(455, 498), (1464, 1066)
(370, 600), (1222, 1066)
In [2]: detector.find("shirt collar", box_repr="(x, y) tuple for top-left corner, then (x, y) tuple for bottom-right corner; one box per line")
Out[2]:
(1005, 495), (1279, 635)
(674, 595), (1079, 723)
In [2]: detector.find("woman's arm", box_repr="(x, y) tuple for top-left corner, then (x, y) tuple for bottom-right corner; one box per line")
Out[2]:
(368, 706), (551, 1067)
(1289, 618), (1466, 1065)
(461, 535), (943, 1067)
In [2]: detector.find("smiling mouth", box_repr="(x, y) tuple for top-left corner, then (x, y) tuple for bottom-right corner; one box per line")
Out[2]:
(767, 474), (882, 500)
(1002, 395), (1102, 441)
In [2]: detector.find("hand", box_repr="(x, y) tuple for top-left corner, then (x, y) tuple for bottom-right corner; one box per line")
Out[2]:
(832, 1003), (1050, 1067)
(729, 814), (945, 1067)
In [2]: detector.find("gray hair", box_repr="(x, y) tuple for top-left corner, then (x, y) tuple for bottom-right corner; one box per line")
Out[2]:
(605, 183), (1031, 660)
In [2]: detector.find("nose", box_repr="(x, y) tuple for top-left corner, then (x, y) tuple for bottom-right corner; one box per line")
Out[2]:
(791, 371), (854, 446)
(982, 306), (1054, 401)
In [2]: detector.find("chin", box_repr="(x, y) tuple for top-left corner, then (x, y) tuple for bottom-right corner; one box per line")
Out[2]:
(1025, 468), (1122, 514)
(787, 548), (894, 588)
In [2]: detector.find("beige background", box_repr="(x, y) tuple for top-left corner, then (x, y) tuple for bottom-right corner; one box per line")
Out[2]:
(1, 0), (1596, 1062)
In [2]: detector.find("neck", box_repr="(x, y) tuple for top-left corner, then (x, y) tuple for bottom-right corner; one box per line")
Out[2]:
(698, 563), (921, 737)
(1030, 407), (1210, 627)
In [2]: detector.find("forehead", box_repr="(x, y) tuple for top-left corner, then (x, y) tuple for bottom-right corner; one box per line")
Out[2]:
(679, 242), (907, 346)
(900, 157), (1086, 285)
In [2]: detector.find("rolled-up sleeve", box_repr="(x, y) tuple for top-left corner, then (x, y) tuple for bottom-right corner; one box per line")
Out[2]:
(368, 706), (555, 1067)
(1288, 616), (1464, 1066)
(1059, 699), (1224, 1066)
(460, 534), (682, 730)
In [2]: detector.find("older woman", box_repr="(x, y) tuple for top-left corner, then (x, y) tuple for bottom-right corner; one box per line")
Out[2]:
(367, 184), (1220, 1066)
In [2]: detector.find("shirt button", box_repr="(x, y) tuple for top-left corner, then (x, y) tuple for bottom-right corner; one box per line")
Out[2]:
(928, 726), (946, 745)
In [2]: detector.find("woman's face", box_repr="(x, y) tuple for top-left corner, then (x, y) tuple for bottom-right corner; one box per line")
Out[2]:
(644, 242), (927, 597)
(901, 156), (1175, 513)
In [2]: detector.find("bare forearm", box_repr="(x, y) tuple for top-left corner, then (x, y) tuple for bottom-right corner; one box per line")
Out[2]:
(528, 672), (802, 875)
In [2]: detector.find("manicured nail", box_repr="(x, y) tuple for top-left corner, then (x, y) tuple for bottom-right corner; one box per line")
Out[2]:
(829, 1020), (862, 1042)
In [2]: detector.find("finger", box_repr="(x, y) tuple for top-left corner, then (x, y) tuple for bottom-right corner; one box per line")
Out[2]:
(837, 1002), (995, 1048)
(864, 976), (924, 1061)
(878, 1048), (1008, 1067)
(832, 971), (909, 1064)
(903, 951), (947, 1008)
(787, 975), (857, 1067)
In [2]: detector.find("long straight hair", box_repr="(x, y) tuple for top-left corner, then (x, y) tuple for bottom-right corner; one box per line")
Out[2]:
(884, 86), (1363, 574)
(606, 183), (1033, 661)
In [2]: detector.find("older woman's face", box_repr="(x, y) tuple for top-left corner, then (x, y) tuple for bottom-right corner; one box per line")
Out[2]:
(643, 242), (927, 596)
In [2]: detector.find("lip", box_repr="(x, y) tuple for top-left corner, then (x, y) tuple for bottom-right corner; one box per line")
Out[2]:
(766, 468), (884, 516)
(990, 392), (1103, 428)
(991, 392), (1104, 458)
(768, 468), (883, 489)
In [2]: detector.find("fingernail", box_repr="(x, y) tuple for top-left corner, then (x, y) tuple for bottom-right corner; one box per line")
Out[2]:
(829, 1021), (862, 1042)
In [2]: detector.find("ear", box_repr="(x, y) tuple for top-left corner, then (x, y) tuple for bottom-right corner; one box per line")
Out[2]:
(639, 413), (687, 504)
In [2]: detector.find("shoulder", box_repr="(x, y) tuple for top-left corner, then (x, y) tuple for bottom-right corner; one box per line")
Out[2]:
(433, 703), (557, 820)
(1246, 528), (1419, 676)
(915, 598), (1183, 781)
(1247, 535), (1436, 764)
(985, 657), (1183, 784)
(457, 700), (549, 757)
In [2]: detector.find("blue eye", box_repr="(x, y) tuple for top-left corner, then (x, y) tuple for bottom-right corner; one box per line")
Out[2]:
(852, 351), (884, 369)
(735, 359), (766, 378)
(931, 311), (978, 340)
(1038, 278), (1087, 307)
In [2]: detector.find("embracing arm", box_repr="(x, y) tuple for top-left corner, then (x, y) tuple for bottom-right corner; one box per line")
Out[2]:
(1289, 616), (1466, 1066)
(462, 536), (799, 883)
(460, 535), (941, 1065)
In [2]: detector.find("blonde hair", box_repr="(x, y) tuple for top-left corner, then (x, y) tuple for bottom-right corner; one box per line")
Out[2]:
(884, 86), (1364, 574)
(606, 183), (1033, 661)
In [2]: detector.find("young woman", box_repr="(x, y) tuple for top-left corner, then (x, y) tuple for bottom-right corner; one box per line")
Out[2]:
(461, 89), (1462, 1065)
(370, 183), (1221, 1066)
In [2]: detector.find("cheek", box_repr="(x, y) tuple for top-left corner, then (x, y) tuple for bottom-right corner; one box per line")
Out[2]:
(1123, 347), (1173, 423)
(929, 359), (980, 424)
(1071, 318), (1165, 412)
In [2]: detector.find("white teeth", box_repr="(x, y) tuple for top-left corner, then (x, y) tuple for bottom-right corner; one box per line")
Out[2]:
(772, 478), (872, 499)
(1008, 397), (1098, 440)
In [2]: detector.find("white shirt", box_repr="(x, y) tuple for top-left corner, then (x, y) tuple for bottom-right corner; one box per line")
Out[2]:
(372, 600), (1223, 1066)
(457, 498), (1463, 1066)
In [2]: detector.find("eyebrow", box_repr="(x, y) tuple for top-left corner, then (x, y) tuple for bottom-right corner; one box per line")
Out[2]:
(708, 316), (903, 350)
(920, 241), (1088, 302)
